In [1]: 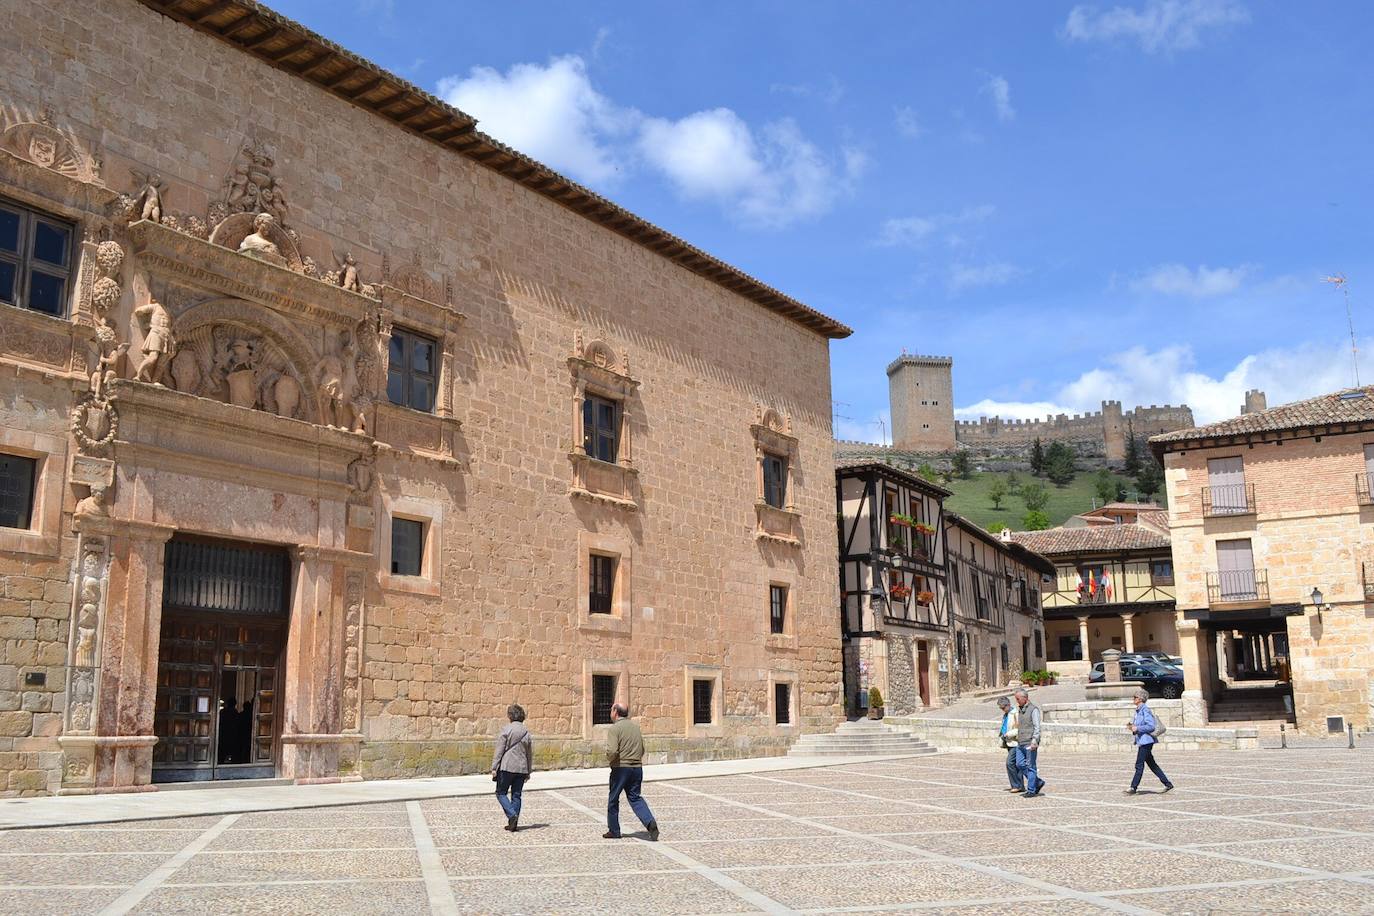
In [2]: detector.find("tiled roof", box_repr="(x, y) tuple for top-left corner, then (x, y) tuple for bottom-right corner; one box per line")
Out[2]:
(834, 458), (953, 498)
(1151, 386), (1374, 446)
(945, 513), (1056, 576)
(1010, 523), (1170, 557)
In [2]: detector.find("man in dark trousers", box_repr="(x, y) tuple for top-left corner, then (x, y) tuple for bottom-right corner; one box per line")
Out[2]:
(603, 703), (659, 840)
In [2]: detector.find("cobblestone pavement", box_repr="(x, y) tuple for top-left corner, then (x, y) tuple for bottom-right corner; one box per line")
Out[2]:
(3, 749), (1372, 914)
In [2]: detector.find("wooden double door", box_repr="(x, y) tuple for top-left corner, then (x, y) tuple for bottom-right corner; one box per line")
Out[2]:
(151, 615), (284, 782)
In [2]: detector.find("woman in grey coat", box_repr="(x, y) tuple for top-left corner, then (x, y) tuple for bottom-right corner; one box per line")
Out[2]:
(492, 704), (533, 831)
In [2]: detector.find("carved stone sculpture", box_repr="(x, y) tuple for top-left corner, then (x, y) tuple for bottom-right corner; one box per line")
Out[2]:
(131, 171), (163, 223)
(133, 300), (175, 385)
(74, 482), (109, 517)
(274, 374), (301, 419)
(316, 330), (362, 431)
(223, 140), (289, 224)
(335, 252), (362, 293)
(237, 212), (284, 264)
(222, 338), (259, 408)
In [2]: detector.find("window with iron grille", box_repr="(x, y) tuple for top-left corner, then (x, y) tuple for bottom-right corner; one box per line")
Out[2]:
(1000, 643), (1009, 668)
(769, 585), (787, 634)
(386, 327), (438, 413)
(0, 199), (75, 317)
(773, 682), (791, 725)
(0, 453), (36, 530)
(763, 452), (787, 508)
(583, 394), (620, 463)
(1034, 629), (1044, 658)
(691, 679), (713, 725)
(956, 631), (967, 665)
(163, 538), (289, 616)
(592, 674), (616, 725)
(589, 554), (616, 614)
(390, 517), (425, 576)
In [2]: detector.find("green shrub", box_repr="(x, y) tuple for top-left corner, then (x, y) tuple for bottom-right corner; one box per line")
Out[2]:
(868, 687), (884, 708)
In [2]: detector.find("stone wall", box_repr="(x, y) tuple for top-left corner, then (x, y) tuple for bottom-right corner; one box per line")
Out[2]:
(0, 0), (844, 794)
(955, 403), (1194, 461)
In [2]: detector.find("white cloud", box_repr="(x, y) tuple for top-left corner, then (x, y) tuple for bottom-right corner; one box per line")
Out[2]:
(440, 55), (859, 227)
(894, 105), (922, 139)
(876, 205), (995, 248)
(438, 56), (635, 185)
(1063, 0), (1250, 54)
(948, 260), (1022, 292)
(980, 73), (1015, 122)
(1131, 263), (1252, 298)
(957, 341), (1366, 426)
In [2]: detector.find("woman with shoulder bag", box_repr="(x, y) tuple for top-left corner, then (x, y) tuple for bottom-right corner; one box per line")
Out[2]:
(996, 696), (1023, 793)
(1124, 687), (1174, 795)
(492, 703), (534, 831)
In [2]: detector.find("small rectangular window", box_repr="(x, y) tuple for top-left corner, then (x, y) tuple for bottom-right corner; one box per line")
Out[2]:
(390, 517), (425, 576)
(582, 394), (620, 463)
(386, 327), (438, 413)
(1151, 560), (1174, 585)
(769, 585), (787, 634)
(0, 453), (36, 530)
(589, 554), (616, 614)
(691, 679), (713, 725)
(592, 674), (617, 725)
(0, 200), (75, 317)
(1034, 629), (1044, 658)
(763, 453), (787, 508)
(774, 682), (791, 725)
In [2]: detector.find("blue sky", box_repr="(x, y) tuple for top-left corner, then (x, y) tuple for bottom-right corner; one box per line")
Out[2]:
(277, 0), (1374, 437)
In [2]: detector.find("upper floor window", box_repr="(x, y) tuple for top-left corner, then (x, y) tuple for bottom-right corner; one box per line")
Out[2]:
(387, 327), (437, 413)
(0, 453), (36, 529)
(763, 453), (788, 509)
(769, 584), (787, 634)
(583, 394), (620, 463)
(0, 199), (75, 317)
(589, 553), (616, 614)
(1151, 560), (1174, 586)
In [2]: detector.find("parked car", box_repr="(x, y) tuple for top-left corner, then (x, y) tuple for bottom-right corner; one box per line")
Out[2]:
(1089, 660), (1185, 698)
(1123, 651), (1183, 669)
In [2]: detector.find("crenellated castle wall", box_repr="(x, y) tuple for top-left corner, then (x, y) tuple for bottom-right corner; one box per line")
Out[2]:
(954, 403), (1195, 459)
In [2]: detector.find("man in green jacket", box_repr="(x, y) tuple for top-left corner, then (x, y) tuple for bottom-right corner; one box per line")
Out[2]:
(604, 703), (660, 840)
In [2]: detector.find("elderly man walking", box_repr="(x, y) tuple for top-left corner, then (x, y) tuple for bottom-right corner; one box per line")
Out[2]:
(603, 703), (659, 841)
(1013, 687), (1046, 798)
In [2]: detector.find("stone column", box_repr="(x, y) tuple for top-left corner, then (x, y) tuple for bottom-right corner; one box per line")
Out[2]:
(1077, 616), (1091, 662)
(1121, 613), (1135, 653)
(1176, 617), (1210, 727)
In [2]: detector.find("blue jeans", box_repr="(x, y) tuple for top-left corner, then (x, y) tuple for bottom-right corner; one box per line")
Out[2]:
(1016, 746), (1042, 792)
(607, 766), (655, 835)
(495, 770), (527, 819)
(1131, 743), (1172, 790)
(1005, 746), (1023, 789)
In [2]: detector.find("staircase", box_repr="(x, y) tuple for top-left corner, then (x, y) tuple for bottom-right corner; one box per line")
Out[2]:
(1208, 686), (1295, 728)
(787, 719), (937, 758)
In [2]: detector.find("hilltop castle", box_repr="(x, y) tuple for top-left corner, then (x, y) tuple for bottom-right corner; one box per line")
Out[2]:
(876, 354), (1205, 461)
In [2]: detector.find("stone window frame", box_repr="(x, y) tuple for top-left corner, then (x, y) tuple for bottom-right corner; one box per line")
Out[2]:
(568, 333), (640, 509)
(684, 664), (724, 738)
(577, 528), (633, 635)
(583, 658), (629, 739)
(384, 324), (439, 415)
(768, 670), (799, 729)
(751, 407), (801, 545)
(379, 494), (442, 596)
(765, 570), (798, 651)
(0, 427), (65, 557)
(373, 286), (465, 462)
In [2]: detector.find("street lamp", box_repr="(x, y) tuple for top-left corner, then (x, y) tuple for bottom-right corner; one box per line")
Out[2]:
(1309, 586), (1325, 624)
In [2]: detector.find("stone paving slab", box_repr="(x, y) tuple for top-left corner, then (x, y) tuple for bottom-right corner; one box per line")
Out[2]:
(0, 748), (1371, 913)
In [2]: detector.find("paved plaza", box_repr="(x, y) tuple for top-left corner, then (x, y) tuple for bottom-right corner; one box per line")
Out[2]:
(2, 748), (1373, 914)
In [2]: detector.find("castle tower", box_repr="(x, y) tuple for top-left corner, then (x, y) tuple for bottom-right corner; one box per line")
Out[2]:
(887, 354), (955, 451)
(1102, 400), (1126, 461)
(1242, 389), (1267, 415)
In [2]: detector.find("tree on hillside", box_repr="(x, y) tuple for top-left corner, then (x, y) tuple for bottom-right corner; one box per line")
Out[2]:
(1123, 422), (1142, 477)
(1136, 456), (1164, 501)
(917, 462), (940, 484)
(1094, 469), (1115, 504)
(1022, 510), (1051, 531)
(1021, 482), (1049, 513)
(1030, 437), (1045, 476)
(1045, 442), (1076, 487)
(1006, 470), (1021, 493)
(988, 476), (1008, 509)
(952, 450), (972, 479)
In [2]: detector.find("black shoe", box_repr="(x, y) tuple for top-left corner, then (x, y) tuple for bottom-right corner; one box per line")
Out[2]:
(1162, 784), (1175, 793)
(1022, 791), (1040, 798)
(507, 815), (518, 832)
(647, 821), (659, 842)
(602, 830), (621, 839)
(1035, 779), (1046, 794)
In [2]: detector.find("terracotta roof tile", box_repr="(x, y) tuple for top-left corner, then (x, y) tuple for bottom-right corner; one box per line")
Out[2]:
(1151, 386), (1374, 446)
(1010, 523), (1170, 557)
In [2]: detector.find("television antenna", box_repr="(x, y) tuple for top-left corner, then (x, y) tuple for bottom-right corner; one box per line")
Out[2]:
(1322, 274), (1360, 386)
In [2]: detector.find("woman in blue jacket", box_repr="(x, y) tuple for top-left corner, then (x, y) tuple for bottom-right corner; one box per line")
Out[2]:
(1125, 687), (1175, 795)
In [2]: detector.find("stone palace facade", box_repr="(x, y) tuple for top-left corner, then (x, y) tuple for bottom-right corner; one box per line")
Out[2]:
(0, 0), (850, 795)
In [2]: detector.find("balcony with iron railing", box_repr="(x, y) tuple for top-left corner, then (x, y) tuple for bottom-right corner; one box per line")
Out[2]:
(1358, 473), (1374, 507)
(1202, 482), (1256, 518)
(1206, 568), (1269, 608)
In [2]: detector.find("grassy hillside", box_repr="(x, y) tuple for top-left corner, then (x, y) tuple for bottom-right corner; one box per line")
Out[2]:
(941, 470), (1160, 531)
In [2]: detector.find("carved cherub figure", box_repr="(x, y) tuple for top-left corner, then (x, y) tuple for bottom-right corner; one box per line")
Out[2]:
(75, 483), (109, 517)
(88, 321), (128, 400)
(237, 212), (281, 258)
(131, 171), (163, 223)
(334, 251), (362, 293)
(133, 300), (175, 385)
(316, 331), (362, 430)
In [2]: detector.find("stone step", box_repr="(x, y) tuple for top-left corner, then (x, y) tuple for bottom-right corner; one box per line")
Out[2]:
(789, 746), (939, 757)
(790, 739), (934, 751)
